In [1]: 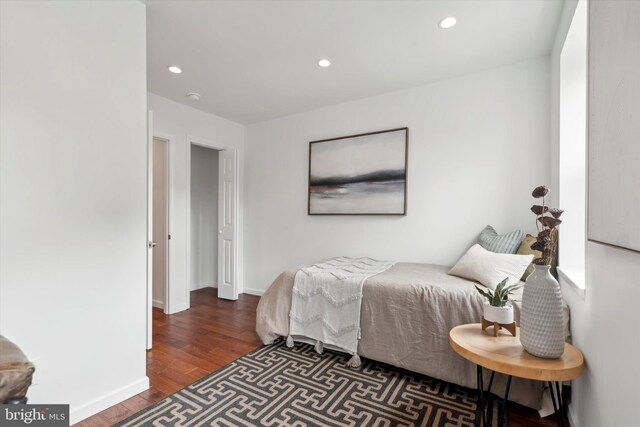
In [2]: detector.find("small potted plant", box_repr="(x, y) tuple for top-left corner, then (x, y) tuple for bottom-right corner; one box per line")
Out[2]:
(475, 278), (521, 324)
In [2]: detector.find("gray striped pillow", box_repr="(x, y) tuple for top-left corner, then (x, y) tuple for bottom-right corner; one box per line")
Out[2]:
(477, 225), (524, 254)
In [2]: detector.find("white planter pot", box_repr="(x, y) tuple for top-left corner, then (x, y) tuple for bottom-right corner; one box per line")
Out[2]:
(483, 302), (514, 324)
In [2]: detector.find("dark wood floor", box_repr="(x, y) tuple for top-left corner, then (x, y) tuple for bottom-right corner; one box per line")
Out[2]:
(77, 288), (564, 426)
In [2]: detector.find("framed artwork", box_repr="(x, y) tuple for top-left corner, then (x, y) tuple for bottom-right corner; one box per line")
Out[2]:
(308, 127), (408, 215)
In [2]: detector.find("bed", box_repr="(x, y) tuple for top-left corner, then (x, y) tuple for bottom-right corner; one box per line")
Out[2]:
(256, 262), (570, 412)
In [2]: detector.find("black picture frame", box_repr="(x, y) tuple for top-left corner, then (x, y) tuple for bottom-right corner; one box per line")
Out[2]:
(308, 127), (408, 215)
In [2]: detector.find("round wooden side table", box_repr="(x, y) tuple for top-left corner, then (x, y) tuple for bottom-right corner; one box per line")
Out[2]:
(449, 323), (584, 427)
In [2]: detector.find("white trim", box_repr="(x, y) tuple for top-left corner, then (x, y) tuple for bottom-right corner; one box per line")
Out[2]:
(152, 132), (174, 315)
(558, 266), (586, 298)
(191, 282), (218, 290)
(146, 110), (153, 350)
(568, 402), (580, 427)
(70, 376), (149, 425)
(168, 302), (190, 315)
(188, 133), (233, 151)
(243, 287), (265, 297)
(152, 299), (165, 309)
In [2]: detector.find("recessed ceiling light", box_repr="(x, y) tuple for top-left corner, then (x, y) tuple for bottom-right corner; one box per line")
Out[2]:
(318, 59), (331, 68)
(168, 65), (182, 74)
(186, 92), (201, 101)
(439, 17), (457, 29)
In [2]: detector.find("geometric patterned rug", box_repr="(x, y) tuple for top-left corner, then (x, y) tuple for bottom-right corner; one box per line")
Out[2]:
(115, 340), (500, 426)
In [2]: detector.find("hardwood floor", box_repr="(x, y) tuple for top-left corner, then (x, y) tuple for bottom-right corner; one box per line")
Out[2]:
(77, 288), (565, 426)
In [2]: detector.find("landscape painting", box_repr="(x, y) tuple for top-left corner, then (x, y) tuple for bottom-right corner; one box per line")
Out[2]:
(308, 128), (408, 215)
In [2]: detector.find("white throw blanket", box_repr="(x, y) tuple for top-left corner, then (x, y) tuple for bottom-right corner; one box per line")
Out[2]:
(287, 257), (395, 367)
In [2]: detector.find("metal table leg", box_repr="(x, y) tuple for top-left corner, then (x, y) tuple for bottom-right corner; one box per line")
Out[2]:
(548, 381), (566, 427)
(477, 365), (485, 427)
(476, 366), (496, 427)
(498, 375), (512, 427)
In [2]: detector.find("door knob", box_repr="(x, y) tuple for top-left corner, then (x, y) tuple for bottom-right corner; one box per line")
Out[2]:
(148, 241), (157, 248)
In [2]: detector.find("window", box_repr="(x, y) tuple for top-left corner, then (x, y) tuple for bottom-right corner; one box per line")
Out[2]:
(558, 0), (587, 288)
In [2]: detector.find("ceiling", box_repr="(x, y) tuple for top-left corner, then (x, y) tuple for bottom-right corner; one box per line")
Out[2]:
(144, 0), (563, 124)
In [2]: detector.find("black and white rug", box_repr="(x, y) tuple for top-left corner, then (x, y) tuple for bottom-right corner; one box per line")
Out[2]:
(116, 341), (498, 426)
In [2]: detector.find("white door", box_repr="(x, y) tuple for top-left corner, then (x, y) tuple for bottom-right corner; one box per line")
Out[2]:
(146, 111), (153, 350)
(217, 149), (238, 300)
(152, 138), (169, 310)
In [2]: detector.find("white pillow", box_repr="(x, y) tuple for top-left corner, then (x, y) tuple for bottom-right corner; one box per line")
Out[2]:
(448, 244), (533, 289)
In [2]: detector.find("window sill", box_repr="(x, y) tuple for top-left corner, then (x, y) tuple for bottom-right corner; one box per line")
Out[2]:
(557, 266), (586, 298)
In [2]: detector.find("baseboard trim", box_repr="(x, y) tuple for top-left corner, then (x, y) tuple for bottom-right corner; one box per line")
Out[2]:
(568, 403), (580, 427)
(166, 303), (189, 315)
(190, 282), (218, 291)
(152, 299), (165, 309)
(70, 376), (149, 425)
(243, 287), (264, 296)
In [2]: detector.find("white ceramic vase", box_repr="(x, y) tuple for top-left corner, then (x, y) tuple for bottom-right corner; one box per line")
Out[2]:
(483, 302), (514, 324)
(520, 264), (565, 358)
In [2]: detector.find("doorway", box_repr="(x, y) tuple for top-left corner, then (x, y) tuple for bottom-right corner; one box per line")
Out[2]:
(187, 136), (239, 302)
(190, 145), (219, 293)
(146, 130), (239, 348)
(152, 137), (169, 312)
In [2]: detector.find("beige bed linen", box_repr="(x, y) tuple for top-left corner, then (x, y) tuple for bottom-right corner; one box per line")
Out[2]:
(256, 262), (570, 411)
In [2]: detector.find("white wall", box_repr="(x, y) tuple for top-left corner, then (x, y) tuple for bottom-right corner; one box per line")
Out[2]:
(190, 145), (219, 290)
(550, 2), (640, 426)
(0, 1), (148, 423)
(148, 93), (244, 311)
(244, 57), (551, 293)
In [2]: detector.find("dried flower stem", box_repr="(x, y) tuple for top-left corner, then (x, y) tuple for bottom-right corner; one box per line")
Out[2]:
(530, 185), (563, 266)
